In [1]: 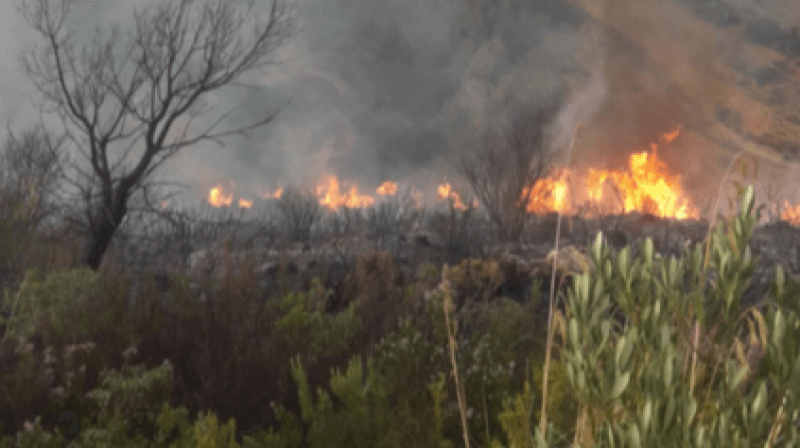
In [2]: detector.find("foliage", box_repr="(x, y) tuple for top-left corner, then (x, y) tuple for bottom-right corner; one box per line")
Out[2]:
(0, 268), (108, 344)
(81, 362), (175, 442)
(286, 355), (400, 447)
(524, 184), (800, 447)
(271, 277), (362, 361)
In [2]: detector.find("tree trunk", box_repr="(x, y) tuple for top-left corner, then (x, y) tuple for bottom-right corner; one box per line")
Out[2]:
(79, 187), (129, 270)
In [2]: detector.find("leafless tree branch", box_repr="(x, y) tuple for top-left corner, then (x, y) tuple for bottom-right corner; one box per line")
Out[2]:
(16, 0), (294, 269)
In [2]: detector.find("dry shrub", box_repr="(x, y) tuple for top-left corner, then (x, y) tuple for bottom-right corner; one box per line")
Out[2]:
(460, 104), (559, 243)
(275, 186), (323, 242)
(335, 251), (409, 349)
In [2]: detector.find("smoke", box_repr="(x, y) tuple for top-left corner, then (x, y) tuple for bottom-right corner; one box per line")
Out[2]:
(33, 0), (793, 209)
(203, 0), (600, 201)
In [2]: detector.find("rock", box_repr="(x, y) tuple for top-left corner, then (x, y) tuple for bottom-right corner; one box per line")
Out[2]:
(542, 245), (593, 275)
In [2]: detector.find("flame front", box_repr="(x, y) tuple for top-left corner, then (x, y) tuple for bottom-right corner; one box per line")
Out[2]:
(316, 174), (375, 209)
(377, 180), (398, 196)
(521, 167), (570, 214)
(585, 150), (695, 218)
(208, 185), (233, 207)
(522, 127), (697, 219)
(200, 124), (800, 223)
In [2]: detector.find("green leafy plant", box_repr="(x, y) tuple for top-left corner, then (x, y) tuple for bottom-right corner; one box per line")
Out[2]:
(287, 355), (399, 448)
(272, 277), (362, 361)
(527, 184), (800, 447)
(0, 268), (107, 344)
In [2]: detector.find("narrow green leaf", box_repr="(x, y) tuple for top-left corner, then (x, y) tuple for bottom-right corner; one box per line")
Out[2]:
(627, 424), (642, 448)
(611, 371), (631, 400)
(569, 319), (580, 347)
(684, 397), (697, 427)
(742, 185), (755, 216)
(642, 399), (653, 434)
(752, 381), (767, 416)
(644, 238), (654, 265)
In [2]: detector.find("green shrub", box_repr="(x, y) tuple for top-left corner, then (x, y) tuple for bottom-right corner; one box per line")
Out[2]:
(518, 184), (800, 447)
(271, 277), (362, 361)
(79, 362), (175, 444)
(0, 416), (67, 448)
(286, 354), (400, 448)
(1, 268), (108, 344)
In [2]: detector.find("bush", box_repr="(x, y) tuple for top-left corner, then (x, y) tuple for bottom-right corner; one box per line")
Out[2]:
(1, 268), (109, 343)
(518, 184), (800, 447)
(271, 277), (362, 362)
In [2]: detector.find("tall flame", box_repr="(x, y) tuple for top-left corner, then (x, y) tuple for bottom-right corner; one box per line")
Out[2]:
(521, 167), (570, 214)
(521, 126), (697, 219)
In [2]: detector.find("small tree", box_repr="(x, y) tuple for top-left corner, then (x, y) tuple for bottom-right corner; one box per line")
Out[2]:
(0, 122), (68, 233)
(276, 186), (323, 243)
(17, 0), (294, 269)
(460, 105), (558, 242)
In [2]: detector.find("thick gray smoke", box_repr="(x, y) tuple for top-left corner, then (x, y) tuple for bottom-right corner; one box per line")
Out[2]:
(3, 0), (799, 210)
(211, 0), (600, 201)
(209, 0), (800, 208)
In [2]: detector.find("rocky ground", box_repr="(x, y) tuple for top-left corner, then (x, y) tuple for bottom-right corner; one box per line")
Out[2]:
(117, 210), (800, 320)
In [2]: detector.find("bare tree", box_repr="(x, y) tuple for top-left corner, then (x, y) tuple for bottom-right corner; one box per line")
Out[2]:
(0, 121), (68, 232)
(275, 186), (323, 243)
(17, 0), (294, 269)
(460, 105), (558, 242)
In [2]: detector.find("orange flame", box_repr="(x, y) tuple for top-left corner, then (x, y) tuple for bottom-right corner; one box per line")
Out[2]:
(316, 174), (375, 209)
(521, 167), (570, 214)
(587, 151), (695, 218)
(782, 201), (800, 225)
(208, 185), (233, 207)
(437, 182), (475, 210)
(522, 127), (697, 219)
(238, 198), (253, 208)
(377, 180), (398, 196)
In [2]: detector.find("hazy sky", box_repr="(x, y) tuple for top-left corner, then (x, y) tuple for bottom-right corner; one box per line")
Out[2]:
(1, 0), (799, 209)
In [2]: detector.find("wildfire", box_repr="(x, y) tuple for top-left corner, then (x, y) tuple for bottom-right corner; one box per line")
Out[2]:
(586, 150), (695, 218)
(316, 174), (375, 209)
(197, 127), (800, 222)
(208, 184), (233, 207)
(522, 127), (698, 219)
(208, 181), (255, 208)
(521, 167), (570, 214)
(782, 201), (800, 225)
(377, 180), (398, 196)
(437, 182), (476, 210)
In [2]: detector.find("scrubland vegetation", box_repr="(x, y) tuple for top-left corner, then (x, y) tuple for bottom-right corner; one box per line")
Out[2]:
(1, 153), (800, 447)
